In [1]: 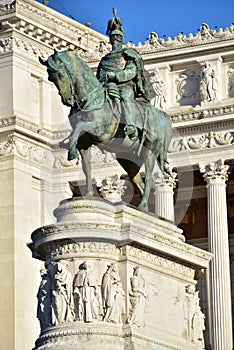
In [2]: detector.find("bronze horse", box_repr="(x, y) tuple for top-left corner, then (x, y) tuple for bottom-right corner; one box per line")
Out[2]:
(40, 50), (172, 210)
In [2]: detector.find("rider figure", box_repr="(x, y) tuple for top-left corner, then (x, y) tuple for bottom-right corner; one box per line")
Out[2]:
(96, 8), (155, 140)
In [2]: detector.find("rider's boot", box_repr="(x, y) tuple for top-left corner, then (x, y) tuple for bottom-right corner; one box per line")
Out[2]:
(122, 101), (138, 141)
(124, 125), (138, 141)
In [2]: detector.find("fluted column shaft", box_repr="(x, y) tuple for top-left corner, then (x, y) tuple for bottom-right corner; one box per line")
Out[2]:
(154, 173), (176, 222)
(201, 161), (233, 350)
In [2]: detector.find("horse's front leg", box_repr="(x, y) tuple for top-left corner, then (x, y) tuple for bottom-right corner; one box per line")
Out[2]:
(139, 149), (155, 211)
(79, 147), (94, 197)
(68, 121), (85, 160)
(68, 120), (97, 161)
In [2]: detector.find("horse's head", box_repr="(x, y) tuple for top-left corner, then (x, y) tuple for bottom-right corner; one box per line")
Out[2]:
(39, 50), (76, 107)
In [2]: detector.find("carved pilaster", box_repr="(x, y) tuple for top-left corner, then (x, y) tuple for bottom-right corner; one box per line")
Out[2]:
(154, 172), (177, 222)
(200, 159), (233, 350)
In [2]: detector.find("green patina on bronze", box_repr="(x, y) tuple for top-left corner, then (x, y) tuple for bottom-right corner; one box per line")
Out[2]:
(39, 9), (172, 211)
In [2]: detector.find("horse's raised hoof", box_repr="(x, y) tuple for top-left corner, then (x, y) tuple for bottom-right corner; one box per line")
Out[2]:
(68, 147), (78, 161)
(59, 138), (70, 149)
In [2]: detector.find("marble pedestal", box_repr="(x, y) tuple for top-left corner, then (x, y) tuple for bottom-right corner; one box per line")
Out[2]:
(28, 198), (212, 350)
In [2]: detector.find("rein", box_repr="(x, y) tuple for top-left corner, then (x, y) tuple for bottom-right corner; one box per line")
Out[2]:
(63, 63), (104, 112)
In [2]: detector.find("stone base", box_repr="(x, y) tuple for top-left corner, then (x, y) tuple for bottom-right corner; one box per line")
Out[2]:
(29, 198), (212, 350)
(33, 323), (200, 350)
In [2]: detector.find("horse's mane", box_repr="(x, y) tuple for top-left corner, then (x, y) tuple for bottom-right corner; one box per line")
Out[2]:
(47, 50), (100, 89)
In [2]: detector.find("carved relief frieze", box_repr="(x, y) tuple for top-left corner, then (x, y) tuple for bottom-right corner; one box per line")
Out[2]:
(0, 133), (43, 162)
(37, 259), (126, 332)
(124, 233), (211, 264)
(0, 132), (77, 170)
(0, 35), (50, 59)
(169, 130), (234, 153)
(0, 134), (15, 156)
(44, 241), (119, 260)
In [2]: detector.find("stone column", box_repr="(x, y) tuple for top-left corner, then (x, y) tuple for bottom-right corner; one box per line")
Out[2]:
(200, 160), (233, 350)
(154, 172), (177, 222)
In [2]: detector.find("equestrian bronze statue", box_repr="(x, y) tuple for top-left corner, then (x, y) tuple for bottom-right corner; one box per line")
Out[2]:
(40, 9), (172, 210)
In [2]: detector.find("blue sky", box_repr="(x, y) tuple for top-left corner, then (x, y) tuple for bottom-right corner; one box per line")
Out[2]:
(39, 0), (234, 44)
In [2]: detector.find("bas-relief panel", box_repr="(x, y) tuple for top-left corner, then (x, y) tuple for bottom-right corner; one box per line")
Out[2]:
(35, 254), (204, 349)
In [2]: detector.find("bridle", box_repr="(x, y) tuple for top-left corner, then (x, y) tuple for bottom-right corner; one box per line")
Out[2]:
(62, 65), (104, 112)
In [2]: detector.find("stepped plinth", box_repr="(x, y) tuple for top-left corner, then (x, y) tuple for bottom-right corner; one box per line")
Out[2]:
(28, 198), (212, 350)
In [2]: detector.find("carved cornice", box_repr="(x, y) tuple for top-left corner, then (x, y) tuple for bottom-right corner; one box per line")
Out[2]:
(0, 0), (107, 55)
(0, 36), (49, 59)
(84, 22), (234, 63)
(1, 1), (234, 64)
(171, 105), (234, 124)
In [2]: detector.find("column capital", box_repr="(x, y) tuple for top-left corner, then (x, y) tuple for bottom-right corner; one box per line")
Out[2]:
(96, 175), (126, 203)
(153, 171), (177, 189)
(199, 159), (229, 183)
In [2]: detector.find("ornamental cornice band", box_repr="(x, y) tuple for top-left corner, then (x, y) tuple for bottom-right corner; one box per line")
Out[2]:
(1, 1), (234, 61)
(171, 105), (234, 124)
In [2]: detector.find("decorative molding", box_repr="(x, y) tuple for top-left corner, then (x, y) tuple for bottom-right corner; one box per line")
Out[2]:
(0, 1), (15, 16)
(0, 115), (69, 140)
(34, 325), (184, 350)
(171, 105), (234, 124)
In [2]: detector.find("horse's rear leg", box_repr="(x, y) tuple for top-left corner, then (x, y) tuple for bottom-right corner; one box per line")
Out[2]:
(79, 147), (94, 197)
(139, 149), (155, 211)
(116, 157), (144, 197)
